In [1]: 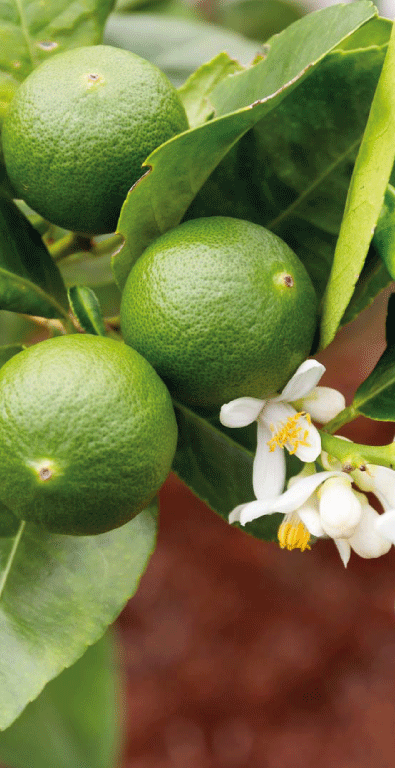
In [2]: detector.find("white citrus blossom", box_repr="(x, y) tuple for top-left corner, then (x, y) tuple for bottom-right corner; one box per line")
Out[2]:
(229, 463), (392, 566)
(323, 446), (395, 550)
(220, 359), (345, 501)
(351, 463), (395, 547)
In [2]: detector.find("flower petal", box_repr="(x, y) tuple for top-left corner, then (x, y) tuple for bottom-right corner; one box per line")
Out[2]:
(375, 509), (395, 543)
(237, 499), (281, 526)
(229, 504), (249, 524)
(297, 387), (346, 424)
(318, 477), (362, 539)
(271, 359), (325, 403)
(348, 497), (392, 559)
(238, 470), (344, 524)
(353, 464), (395, 510)
(293, 420), (321, 462)
(334, 538), (351, 567)
(297, 494), (325, 537)
(253, 419), (286, 499)
(220, 397), (264, 428)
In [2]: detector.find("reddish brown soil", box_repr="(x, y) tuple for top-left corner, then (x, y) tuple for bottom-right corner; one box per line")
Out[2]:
(118, 291), (395, 768)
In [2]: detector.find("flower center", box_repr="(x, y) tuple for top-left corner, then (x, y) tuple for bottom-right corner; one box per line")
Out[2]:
(267, 411), (311, 454)
(278, 512), (311, 552)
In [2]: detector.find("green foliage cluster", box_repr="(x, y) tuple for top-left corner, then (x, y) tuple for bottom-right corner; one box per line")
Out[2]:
(1, 1), (395, 765)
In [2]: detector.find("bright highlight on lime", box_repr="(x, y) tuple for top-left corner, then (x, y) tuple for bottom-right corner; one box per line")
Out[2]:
(2, 45), (189, 234)
(0, 335), (178, 535)
(120, 216), (318, 408)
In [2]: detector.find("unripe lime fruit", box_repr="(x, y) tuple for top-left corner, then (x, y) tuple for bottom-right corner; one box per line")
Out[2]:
(2, 45), (188, 234)
(0, 335), (177, 535)
(121, 216), (318, 408)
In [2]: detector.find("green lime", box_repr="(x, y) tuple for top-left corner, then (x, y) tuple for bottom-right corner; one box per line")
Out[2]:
(2, 45), (188, 234)
(120, 216), (318, 408)
(0, 335), (177, 535)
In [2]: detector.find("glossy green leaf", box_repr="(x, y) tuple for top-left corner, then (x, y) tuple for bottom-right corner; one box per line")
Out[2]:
(0, 500), (157, 731)
(0, 0), (116, 85)
(111, 3), (382, 290)
(188, 13), (391, 322)
(0, 631), (122, 768)
(104, 13), (259, 88)
(341, 244), (392, 327)
(352, 294), (395, 421)
(320, 18), (395, 349)
(172, 401), (282, 542)
(68, 286), (106, 336)
(210, 2), (379, 116)
(374, 184), (395, 278)
(0, 195), (68, 318)
(179, 52), (244, 129)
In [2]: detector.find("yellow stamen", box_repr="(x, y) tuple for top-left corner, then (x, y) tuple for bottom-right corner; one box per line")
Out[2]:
(278, 513), (311, 552)
(267, 411), (311, 454)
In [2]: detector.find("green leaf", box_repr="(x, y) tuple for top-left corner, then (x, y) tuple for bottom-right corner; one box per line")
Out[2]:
(351, 301), (395, 421)
(104, 13), (259, 87)
(0, 631), (122, 768)
(0, 344), (24, 368)
(340, 244), (392, 328)
(0, 0), (116, 86)
(172, 401), (282, 542)
(0, 500), (157, 731)
(68, 286), (106, 336)
(320, 17), (395, 349)
(210, 2), (379, 116)
(0, 195), (68, 318)
(178, 52), (244, 129)
(111, 4), (384, 290)
(374, 184), (395, 278)
(187, 13), (391, 321)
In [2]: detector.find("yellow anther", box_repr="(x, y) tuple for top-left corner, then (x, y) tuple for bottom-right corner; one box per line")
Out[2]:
(267, 411), (311, 454)
(278, 513), (311, 552)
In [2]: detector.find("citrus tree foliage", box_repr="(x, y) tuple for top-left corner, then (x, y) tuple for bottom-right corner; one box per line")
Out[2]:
(1, 0), (395, 760)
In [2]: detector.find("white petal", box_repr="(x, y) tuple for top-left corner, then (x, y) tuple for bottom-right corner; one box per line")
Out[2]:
(348, 496), (391, 559)
(375, 509), (395, 543)
(253, 419), (286, 499)
(271, 359), (325, 403)
(220, 397), (264, 428)
(287, 462), (316, 486)
(293, 421), (321, 463)
(334, 538), (351, 567)
(319, 477), (362, 539)
(229, 504), (249, 524)
(297, 387), (346, 424)
(238, 498), (281, 526)
(353, 464), (395, 510)
(298, 498), (325, 537)
(240, 470), (344, 524)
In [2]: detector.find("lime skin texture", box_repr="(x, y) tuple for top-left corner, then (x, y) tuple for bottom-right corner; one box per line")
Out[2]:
(2, 45), (189, 235)
(121, 216), (318, 408)
(0, 335), (178, 535)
